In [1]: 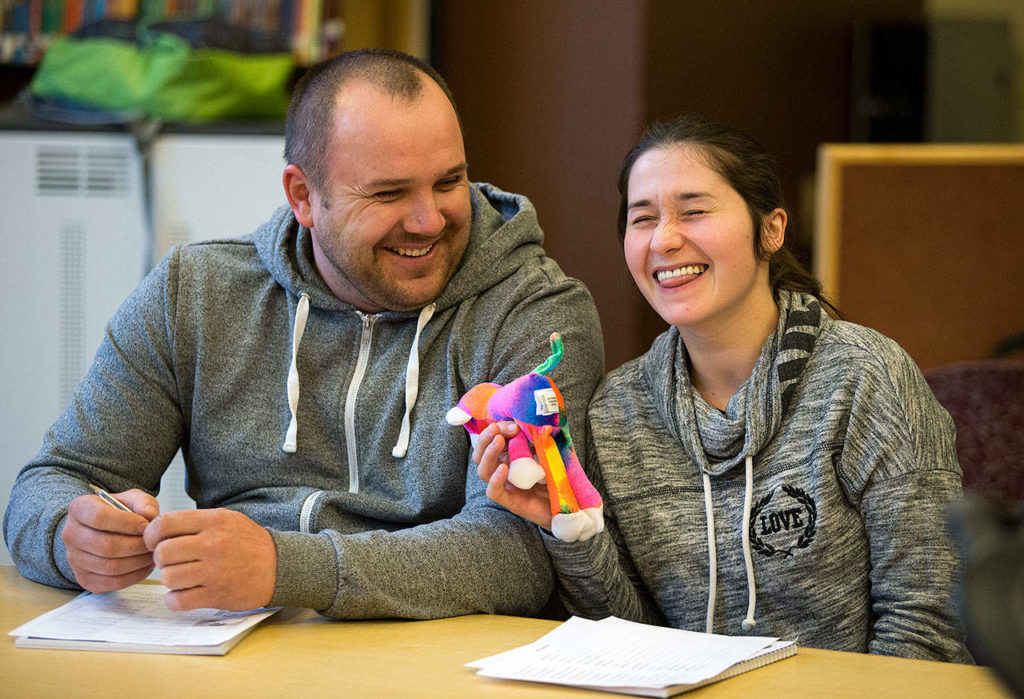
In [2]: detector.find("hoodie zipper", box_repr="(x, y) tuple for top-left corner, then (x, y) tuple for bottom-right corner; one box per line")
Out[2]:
(344, 312), (376, 494)
(299, 490), (324, 533)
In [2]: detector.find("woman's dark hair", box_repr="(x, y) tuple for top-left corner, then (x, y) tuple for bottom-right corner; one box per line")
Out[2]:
(616, 114), (838, 316)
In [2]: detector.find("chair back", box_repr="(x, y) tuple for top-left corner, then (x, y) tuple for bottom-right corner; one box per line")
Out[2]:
(925, 360), (1024, 503)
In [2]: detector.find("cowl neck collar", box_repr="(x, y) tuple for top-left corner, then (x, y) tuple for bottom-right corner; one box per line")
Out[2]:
(644, 290), (825, 477)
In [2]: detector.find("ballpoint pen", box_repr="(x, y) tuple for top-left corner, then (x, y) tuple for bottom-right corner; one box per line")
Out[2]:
(88, 483), (133, 513)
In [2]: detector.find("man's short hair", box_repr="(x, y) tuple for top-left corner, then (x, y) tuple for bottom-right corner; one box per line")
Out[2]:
(285, 48), (461, 195)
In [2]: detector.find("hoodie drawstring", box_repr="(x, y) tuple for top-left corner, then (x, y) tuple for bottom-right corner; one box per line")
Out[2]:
(392, 303), (436, 458)
(701, 470), (718, 634)
(701, 454), (759, 633)
(282, 293), (310, 453)
(740, 455), (758, 631)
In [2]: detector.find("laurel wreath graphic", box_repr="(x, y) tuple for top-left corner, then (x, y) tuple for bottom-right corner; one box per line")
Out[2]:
(749, 491), (778, 557)
(749, 485), (817, 558)
(782, 485), (817, 551)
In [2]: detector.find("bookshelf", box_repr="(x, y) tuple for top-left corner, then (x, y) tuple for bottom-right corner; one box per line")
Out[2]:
(0, 1), (343, 66)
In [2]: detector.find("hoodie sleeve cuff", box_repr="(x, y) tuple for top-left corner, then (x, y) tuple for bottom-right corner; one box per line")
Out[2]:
(267, 529), (340, 611)
(538, 526), (606, 561)
(53, 512), (78, 585)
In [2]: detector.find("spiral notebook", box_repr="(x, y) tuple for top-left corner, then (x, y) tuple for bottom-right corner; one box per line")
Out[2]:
(468, 616), (797, 697)
(584, 640), (797, 697)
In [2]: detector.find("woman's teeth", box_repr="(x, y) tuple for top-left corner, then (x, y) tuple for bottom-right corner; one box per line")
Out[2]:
(656, 265), (705, 283)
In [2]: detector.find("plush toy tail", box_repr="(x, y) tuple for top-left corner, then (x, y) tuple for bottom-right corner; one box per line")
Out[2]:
(532, 333), (564, 376)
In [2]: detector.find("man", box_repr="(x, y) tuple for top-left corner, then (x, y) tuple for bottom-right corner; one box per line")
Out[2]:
(3, 49), (604, 619)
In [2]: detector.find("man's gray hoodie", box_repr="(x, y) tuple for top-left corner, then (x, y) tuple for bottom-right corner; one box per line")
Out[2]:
(4, 183), (605, 619)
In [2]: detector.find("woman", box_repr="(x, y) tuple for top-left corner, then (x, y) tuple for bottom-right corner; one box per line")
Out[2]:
(475, 115), (970, 662)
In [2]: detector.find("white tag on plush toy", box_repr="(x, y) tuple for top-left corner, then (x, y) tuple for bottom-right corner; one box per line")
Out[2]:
(534, 388), (559, 416)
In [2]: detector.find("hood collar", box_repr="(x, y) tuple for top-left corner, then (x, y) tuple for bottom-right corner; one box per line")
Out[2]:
(254, 184), (545, 317)
(644, 289), (825, 477)
(433, 183), (546, 310)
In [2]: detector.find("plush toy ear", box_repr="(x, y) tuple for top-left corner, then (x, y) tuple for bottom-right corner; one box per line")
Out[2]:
(445, 406), (472, 426)
(446, 383), (500, 429)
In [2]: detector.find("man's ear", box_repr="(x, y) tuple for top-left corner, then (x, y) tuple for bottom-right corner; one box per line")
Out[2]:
(762, 207), (787, 254)
(283, 164), (315, 229)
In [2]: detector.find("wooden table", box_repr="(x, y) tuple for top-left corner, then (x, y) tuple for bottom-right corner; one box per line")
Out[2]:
(0, 566), (1012, 697)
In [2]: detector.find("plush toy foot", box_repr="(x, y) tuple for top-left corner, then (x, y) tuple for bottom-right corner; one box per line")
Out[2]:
(551, 511), (596, 542)
(583, 505), (604, 536)
(568, 507), (603, 542)
(508, 458), (546, 489)
(553, 507), (604, 542)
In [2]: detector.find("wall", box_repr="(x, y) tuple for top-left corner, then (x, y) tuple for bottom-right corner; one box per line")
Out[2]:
(343, 0), (431, 58)
(432, 1), (647, 370)
(926, 0), (1024, 140)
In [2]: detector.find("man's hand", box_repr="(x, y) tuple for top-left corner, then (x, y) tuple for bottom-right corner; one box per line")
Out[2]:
(144, 508), (277, 611)
(474, 422), (554, 531)
(62, 489), (159, 593)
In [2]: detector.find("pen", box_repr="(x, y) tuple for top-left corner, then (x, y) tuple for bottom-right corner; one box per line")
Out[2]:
(88, 483), (133, 513)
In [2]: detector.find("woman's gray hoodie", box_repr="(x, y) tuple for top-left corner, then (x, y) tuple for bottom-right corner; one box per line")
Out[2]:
(4, 183), (605, 619)
(542, 291), (970, 661)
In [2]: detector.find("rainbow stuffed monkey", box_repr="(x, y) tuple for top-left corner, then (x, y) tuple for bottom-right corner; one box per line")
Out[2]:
(445, 333), (604, 542)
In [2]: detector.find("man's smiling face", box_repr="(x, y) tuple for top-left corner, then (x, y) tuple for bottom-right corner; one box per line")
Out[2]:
(306, 76), (471, 312)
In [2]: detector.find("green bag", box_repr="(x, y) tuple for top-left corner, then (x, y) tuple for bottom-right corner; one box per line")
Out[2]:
(29, 21), (293, 123)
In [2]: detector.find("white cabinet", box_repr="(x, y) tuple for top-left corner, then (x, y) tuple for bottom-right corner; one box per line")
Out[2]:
(0, 128), (285, 566)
